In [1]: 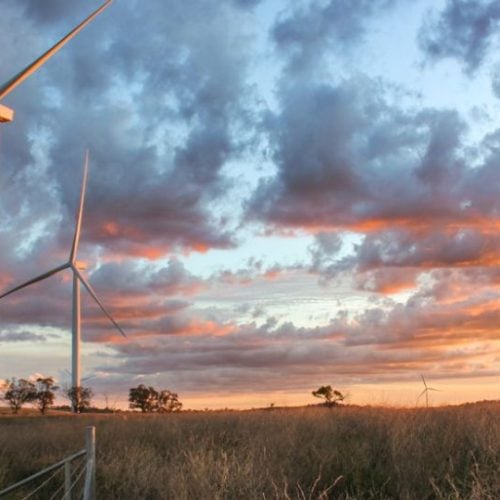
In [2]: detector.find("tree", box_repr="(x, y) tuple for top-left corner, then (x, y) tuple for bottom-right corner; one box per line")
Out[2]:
(3, 378), (36, 414)
(34, 377), (59, 414)
(312, 385), (345, 407)
(129, 384), (182, 413)
(158, 390), (182, 412)
(65, 386), (93, 413)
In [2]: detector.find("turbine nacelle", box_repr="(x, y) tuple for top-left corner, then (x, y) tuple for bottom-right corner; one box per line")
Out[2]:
(0, 104), (14, 123)
(75, 261), (88, 271)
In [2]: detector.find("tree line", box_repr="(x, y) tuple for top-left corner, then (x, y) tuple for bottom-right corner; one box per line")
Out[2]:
(1, 378), (344, 414)
(0, 378), (182, 414)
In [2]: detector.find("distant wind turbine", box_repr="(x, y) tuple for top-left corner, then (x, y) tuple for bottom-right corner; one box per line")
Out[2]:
(0, 0), (113, 123)
(0, 151), (125, 401)
(418, 375), (439, 408)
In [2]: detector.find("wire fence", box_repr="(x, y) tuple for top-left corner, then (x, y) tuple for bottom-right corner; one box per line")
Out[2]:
(0, 426), (96, 500)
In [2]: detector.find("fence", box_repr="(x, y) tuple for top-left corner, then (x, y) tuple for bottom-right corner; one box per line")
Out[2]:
(0, 426), (96, 500)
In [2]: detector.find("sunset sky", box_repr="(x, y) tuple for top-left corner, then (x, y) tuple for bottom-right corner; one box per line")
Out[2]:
(0, 0), (499, 410)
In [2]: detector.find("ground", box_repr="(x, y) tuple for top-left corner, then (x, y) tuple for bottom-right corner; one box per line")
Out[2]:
(0, 402), (499, 499)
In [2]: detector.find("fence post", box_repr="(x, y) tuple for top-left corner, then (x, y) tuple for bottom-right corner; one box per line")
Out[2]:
(64, 460), (72, 500)
(83, 426), (96, 500)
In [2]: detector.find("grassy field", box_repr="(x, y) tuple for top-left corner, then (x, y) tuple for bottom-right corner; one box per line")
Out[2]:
(0, 403), (499, 499)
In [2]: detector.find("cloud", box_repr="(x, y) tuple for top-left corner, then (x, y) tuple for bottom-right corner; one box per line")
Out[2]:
(246, 74), (499, 296)
(354, 268), (420, 294)
(231, 0), (262, 9)
(0, 252), (236, 344)
(99, 290), (499, 394)
(354, 228), (499, 270)
(0, 0), (255, 263)
(16, 0), (85, 25)
(418, 0), (500, 73)
(0, 274), (72, 329)
(492, 64), (500, 99)
(272, 0), (398, 74)
(90, 259), (205, 297)
(1, 0), (498, 404)
(246, 77), (475, 230)
(0, 330), (47, 342)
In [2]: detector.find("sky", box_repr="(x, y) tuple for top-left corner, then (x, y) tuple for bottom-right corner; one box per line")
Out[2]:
(0, 0), (499, 410)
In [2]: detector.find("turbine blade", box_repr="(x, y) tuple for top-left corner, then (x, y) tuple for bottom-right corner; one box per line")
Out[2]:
(421, 375), (427, 388)
(70, 151), (89, 262)
(417, 389), (426, 399)
(0, 1), (113, 101)
(74, 267), (126, 338)
(0, 263), (70, 300)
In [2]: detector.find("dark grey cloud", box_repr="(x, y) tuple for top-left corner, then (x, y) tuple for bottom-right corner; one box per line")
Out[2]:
(90, 259), (204, 297)
(354, 228), (498, 270)
(418, 0), (500, 73)
(246, 77), (475, 231)
(0, 273), (72, 329)
(0, 330), (47, 342)
(308, 232), (343, 281)
(306, 225), (499, 291)
(272, 0), (398, 73)
(16, 0), (85, 25)
(231, 0), (262, 9)
(492, 64), (500, 98)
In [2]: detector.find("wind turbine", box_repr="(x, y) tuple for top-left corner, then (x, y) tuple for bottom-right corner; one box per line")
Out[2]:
(0, 0), (113, 123)
(0, 151), (125, 401)
(418, 375), (439, 408)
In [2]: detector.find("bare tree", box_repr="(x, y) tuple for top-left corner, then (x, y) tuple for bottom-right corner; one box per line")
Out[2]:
(65, 386), (93, 413)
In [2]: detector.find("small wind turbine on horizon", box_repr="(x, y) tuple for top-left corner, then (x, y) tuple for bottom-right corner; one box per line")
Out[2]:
(0, 0), (113, 123)
(0, 151), (126, 405)
(418, 375), (439, 408)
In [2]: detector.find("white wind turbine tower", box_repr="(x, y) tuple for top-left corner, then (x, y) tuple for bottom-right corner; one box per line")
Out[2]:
(0, 0), (113, 123)
(0, 151), (125, 395)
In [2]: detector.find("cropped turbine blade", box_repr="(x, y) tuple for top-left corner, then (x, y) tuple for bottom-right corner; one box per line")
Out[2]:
(0, 263), (70, 299)
(70, 151), (89, 262)
(73, 267), (126, 338)
(0, 1), (113, 100)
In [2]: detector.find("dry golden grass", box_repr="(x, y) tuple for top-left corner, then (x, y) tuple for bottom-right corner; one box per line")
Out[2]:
(0, 403), (499, 499)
